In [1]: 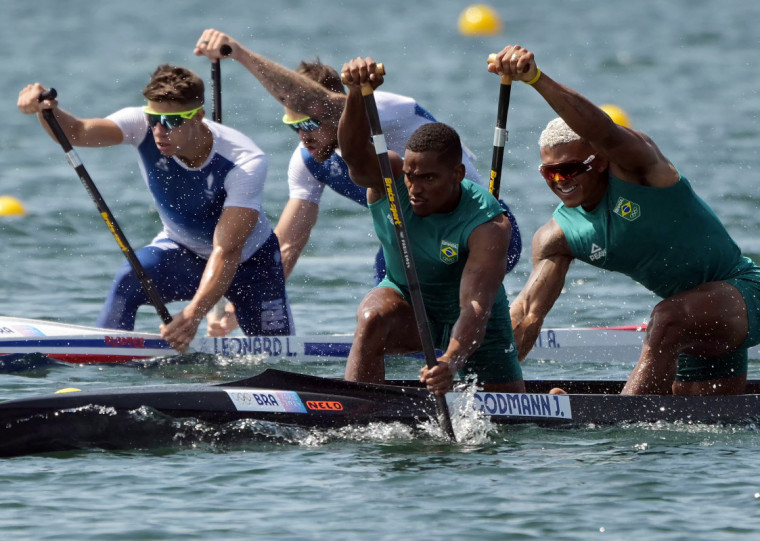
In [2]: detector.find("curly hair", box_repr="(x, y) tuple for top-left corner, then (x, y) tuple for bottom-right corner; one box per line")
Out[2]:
(405, 122), (462, 167)
(538, 117), (582, 149)
(142, 64), (205, 106)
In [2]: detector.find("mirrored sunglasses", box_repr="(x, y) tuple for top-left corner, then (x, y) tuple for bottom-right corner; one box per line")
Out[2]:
(282, 114), (321, 133)
(539, 154), (596, 182)
(144, 105), (204, 130)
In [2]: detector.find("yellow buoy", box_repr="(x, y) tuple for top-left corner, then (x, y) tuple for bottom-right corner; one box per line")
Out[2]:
(0, 196), (26, 217)
(600, 104), (632, 128)
(458, 4), (503, 36)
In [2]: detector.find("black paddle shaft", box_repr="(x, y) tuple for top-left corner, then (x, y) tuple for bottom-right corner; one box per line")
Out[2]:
(488, 75), (512, 198)
(211, 44), (232, 123)
(360, 85), (456, 441)
(38, 88), (173, 324)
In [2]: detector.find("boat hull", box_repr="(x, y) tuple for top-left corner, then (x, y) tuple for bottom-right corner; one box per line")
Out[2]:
(1, 370), (760, 457)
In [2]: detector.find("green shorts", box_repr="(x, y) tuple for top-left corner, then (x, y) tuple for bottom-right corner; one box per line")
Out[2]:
(432, 317), (523, 384)
(676, 349), (747, 382)
(728, 268), (760, 348)
(675, 267), (760, 382)
(376, 277), (522, 384)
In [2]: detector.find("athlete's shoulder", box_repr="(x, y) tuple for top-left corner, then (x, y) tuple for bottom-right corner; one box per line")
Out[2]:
(207, 120), (266, 163)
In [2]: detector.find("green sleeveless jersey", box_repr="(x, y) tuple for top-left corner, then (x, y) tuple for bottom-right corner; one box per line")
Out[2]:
(369, 177), (509, 323)
(553, 173), (756, 299)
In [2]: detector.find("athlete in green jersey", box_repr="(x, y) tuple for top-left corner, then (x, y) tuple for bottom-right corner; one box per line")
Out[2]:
(338, 57), (524, 396)
(489, 45), (760, 396)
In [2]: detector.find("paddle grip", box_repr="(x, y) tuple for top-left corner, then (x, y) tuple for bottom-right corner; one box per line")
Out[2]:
(220, 44), (232, 56)
(490, 52), (536, 82)
(340, 63), (385, 85)
(39, 88), (58, 102)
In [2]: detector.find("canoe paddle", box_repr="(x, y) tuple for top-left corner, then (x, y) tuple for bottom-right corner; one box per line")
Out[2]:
(210, 44), (232, 319)
(342, 66), (457, 442)
(37, 89), (173, 325)
(487, 54), (512, 198)
(211, 44), (232, 123)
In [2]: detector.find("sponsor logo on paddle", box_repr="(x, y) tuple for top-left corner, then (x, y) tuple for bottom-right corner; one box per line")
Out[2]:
(306, 400), (344, 411)
(384, 177), (401, 226)
(613, 197), (641, 221)
(440, 240), (459, 264)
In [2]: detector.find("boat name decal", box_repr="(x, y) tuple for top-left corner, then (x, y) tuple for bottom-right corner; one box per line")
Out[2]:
(105, 336), (146, 349)
(467, 392), (572, 419)
(532, 329), (560, 349)
(225, 389), (307, 413)
(305, 400), (344, 411)
(213, 337), (297, 357)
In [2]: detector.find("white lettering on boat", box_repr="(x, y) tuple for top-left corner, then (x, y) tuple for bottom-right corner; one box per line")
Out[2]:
(225, 389), (307, 413)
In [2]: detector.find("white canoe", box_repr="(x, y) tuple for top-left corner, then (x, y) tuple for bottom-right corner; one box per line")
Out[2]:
(3, 315), (754, 366)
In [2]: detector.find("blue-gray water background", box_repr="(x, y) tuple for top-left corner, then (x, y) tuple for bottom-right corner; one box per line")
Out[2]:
(2, 1), (760, 539)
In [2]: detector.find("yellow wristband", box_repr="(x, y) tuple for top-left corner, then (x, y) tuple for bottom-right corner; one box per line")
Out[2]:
(525, 67), (542, 86)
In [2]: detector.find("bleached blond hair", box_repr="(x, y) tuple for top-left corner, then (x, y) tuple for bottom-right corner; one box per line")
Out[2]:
(538, 117), (582, 149)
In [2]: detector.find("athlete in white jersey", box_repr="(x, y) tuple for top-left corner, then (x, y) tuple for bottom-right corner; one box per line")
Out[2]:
(18, 65), (292, 351)
(195, 31), (522, 336)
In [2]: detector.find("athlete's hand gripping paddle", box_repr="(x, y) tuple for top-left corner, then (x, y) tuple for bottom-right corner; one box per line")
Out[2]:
(37, 89), (173, 325)
(487, 53), (513, 198)
(341, 66), (457, 442)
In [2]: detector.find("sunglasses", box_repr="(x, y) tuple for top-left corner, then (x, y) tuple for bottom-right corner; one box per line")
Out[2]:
(282, 114), (321, 133)
(144, 105), (204, 130)
(539, 154), (596, 182)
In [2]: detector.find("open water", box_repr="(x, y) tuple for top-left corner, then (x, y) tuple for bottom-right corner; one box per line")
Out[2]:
(2, 0), (760, 539)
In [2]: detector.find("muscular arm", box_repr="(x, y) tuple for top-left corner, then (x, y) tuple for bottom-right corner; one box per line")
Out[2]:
(509, 218), (574, 361)
(161, 206), (257, 349)
(530, 73), (675, 186)
(337, 65), (402, 202)
(195, 29), (345, 122)
(488, 48), (677, 188)
(441, 214), (512, 372)
(274, 198), (319, 279)
(18, 83), (123, 147)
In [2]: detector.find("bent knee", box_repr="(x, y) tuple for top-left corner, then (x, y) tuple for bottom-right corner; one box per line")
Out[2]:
(355, 304), (393, 334)
(647, 299), (690, 346)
